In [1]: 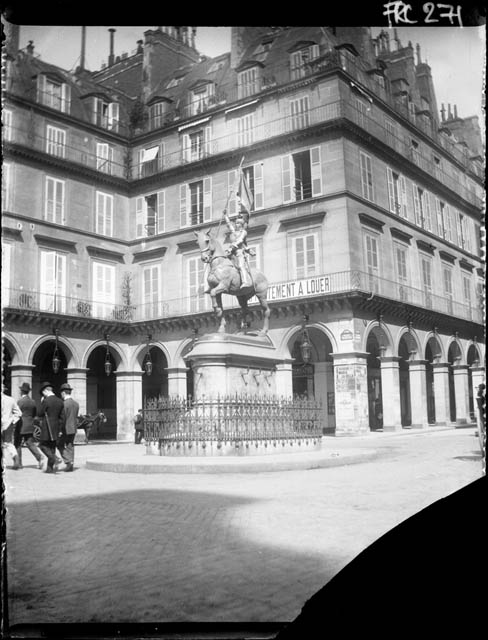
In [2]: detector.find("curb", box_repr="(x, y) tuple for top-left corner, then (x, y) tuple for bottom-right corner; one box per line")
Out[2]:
(85, 448), (379, 473)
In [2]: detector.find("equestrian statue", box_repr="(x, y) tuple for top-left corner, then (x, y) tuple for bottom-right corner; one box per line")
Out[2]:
(194, 161), (270, 334)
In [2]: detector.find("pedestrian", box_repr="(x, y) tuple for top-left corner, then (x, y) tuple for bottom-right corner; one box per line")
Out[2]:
(1, 383), (22, 469)
(58, 383), (79, 472)
(17, 381), (44, 469)
(37, 381), (66, 473)
(134, 408), (144, 444)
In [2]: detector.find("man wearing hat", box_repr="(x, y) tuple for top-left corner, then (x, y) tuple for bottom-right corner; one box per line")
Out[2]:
(17, 381), (44, 469)
(58, 383), (79, 472)
(37, 382), (66, 473)
(1, 383), (22, 469)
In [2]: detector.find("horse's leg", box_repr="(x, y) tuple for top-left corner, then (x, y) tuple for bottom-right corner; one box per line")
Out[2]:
(255, 294), (270, 334)
(237, 296), (249, 331)
(210, 285), (227, 333)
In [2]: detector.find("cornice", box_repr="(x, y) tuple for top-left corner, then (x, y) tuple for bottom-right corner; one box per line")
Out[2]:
(439, 250), (456, 264)
(131, 246), (168, 263)
(390, 227), (413, 244)
(86, 246), (126, 263)
(34, 234), (77, 252)
(279, 211), (326, 229)
(416, 239), (437, 255)
(358, 212), (385, 233)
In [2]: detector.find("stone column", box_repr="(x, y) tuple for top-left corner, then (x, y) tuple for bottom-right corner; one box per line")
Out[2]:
(9, 364), (35, 399)
(115, 371), (144, 441)
(471, 365), (485, 430)
(379, 356), (402, 431)
(65, 368), (89, 414)
(432, 362), (451, 426)
(167, 367), (189, 397)
(408, 360), (429, 428)
(452, 364), (470, 424)
(275, 361), (293, 399)
(332, 352), (369, 435)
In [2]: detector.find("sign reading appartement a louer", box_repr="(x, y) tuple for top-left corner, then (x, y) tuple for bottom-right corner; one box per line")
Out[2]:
(268, 276), (332, 302)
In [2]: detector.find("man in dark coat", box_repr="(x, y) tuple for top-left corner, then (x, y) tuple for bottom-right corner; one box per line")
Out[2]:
(58, 382), (80, 472)
(37, 381), (66, 473)
(17, 381), (44, 469)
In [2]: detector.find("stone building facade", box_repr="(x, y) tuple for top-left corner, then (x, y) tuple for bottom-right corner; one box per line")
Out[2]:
(2, 25), (485, 439)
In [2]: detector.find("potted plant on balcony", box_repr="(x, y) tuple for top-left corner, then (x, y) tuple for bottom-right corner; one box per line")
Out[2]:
(118, 271), (135, 321)
(77, 300), (92, 317)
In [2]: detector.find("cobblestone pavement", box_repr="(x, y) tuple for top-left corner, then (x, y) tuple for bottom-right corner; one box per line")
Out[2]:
(4, 427), (483, 626)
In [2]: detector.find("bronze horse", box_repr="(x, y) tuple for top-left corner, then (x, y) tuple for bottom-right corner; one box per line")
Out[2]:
(77, 410), (107, 443)
(194, 229), (270, 334)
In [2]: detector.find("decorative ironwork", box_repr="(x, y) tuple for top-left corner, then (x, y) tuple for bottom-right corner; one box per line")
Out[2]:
(143, 394), (323, 446)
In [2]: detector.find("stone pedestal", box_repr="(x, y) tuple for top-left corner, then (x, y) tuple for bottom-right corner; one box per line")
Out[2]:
(115, 371), (144, 441)
(452, 365), (470, 424)
(379, 357), (402, 431)
(167, 367), (189, 397)
(432, 363), (451, 426)
(408, 360), (429, 428)
(184, 332), (282, 398)
(332, 352), (369, 435)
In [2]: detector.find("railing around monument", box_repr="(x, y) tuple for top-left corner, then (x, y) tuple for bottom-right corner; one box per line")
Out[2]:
(143, 394), (323, 446)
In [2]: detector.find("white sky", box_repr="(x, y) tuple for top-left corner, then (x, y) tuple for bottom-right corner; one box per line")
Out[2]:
(17, 25), (485, 126)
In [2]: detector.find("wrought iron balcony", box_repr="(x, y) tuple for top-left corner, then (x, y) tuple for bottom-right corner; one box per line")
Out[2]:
(3, 270), (482, 327)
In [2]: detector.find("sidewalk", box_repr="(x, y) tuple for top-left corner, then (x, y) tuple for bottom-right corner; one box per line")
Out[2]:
(81, 424), (461, 474)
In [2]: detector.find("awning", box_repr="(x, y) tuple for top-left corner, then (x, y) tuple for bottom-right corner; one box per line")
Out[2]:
(143, 146), (159, 162)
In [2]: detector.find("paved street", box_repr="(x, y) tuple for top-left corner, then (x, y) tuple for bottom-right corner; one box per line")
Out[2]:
(4, 427), (484, 626)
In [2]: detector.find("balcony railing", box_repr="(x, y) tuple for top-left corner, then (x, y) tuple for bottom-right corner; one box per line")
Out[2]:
(3, 271), (482, 325)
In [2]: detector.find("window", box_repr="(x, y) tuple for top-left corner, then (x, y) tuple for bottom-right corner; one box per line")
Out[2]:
(139, 143), (164, 177)
(149, 102), (168, 129)
(45, 176), (65, 224)
(435, 198), (452, 242)
(181, 127), (211, 163)
(96, 143), (114, 174)
(236, 113), (254, 146)
(92, 261), (115, 318)
(46, 125), (66, 158)
(359, 151), (374, 202)
(443, 266), (453, 314)
(136, 191), (165, 237)
(93, 98), (119, 131)
(355, 98), (369, 130)
(2, 162), (11, 210)
(282, 147), (322, 203)
(238, 67), (259, 99)
(422, 190), (433, 232)
(364, 233), (379, 292)
(2, 243), (11, 305)
(191, 83), (215, 116)
(228, 164), (264, 214)
(290, 96), (310, 130)
(387, 167), (407, 217)
(3, 109), (12, 141)
(96, 191), (113, 237)
(412, 184), (425, 227)
(293, 234), (317, 279)
(290, 44), (319, 80)
(187, 256), (209, 313)
(37, 75), (71, 113)
(462, 275), (472, 312)
(457, 212), (473, 252)
(410, 139), (420, 164)
(40, 250), (66, 313)
(142, 264), (160, 318)
(384, 116), (397, 148)
(395, 244), (409, 301)
(433, 154), (442, 180)
(180, 179), (212, 227)
(420, 256), (433, 308)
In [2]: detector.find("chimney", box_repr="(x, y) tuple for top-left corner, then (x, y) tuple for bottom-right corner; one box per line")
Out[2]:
(447, 103), (452, 119)
(440, 103), (446, 122)
(26, 40), (34, 55)
(80, 26), (86, 70)
(416, 43), (421, 65)
(454, 104), (458, 119)
(108, 28), (116, 66)
(136, 39), (143, 54)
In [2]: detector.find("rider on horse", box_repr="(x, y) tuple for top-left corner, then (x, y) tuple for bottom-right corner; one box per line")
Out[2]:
(223, 209), (253, 289)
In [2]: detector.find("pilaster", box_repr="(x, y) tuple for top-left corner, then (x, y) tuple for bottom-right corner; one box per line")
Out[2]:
(432, 362), (451, 426)
(332, 352), (369, 435)
(408, 360), (429, 428)
(167, 367), (189, 397)
(379, 356), (402, 431)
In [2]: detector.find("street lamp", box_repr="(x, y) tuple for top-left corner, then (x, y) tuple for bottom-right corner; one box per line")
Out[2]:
(299, 315), (312, 364)
(52, 328), (61, 374)
(144, 334), (153, 376)
(104, 333), (112, 376)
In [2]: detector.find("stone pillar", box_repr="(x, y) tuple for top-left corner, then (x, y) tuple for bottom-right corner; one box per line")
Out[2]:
(408, 360), (429, 428)
(452, 364), (470, 424)
(65, 368), (89, 414)
(471, 365), (485, 430)
(379, 356), (402, 431)
(332, 352), (369, 435)
(115, 371), (144, 441)
(9, 364), (35, 399)
(167, 367), (189, 397)
(275, 361), (293, 399)
(432, 362), (451, 426)
(313, 361), (330, 433)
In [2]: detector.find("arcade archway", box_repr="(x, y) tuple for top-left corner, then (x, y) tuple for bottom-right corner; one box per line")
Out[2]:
(31, 339), (68, 400)
(425, 337), (442, 424)
(398, 336), (412, 427)
(141, 347), (168, 402)
(447, 341), (462, 423)
(86, 345), (119, 439)
(366, 332), (383, 430)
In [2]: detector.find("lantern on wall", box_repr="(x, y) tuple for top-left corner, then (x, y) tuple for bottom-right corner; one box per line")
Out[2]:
(299, 315), (312, 364)
(144, 334), (153, 376)
(52, 328), (61, 374)
(104, 333), (112, 376)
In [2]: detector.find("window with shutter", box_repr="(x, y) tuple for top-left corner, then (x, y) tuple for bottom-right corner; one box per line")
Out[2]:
(45, 177), (65, 224)
(46, 125), (66, 157)
(293, 233), (317, 279)
(143, 264), (160, 318)
(96, 191), (113, 237)
(92, 261), (115, 318)
(40, 250), (66, 313)
(360, 152), (374, 201)
(2, 163), (11, 210)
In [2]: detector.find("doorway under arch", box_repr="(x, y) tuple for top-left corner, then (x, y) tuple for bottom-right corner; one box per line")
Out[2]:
(366, 332), (383, 431)
(142, 347), (168, 403)
(86, 346), (118, 440)
(447, 342), (462, 423)
(425, 339), (441, 424)
(32, 340), (68, 402)
(398, 336), (412, 427)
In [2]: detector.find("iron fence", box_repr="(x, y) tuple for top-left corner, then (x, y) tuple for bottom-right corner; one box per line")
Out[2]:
(143, 394), (323, 445)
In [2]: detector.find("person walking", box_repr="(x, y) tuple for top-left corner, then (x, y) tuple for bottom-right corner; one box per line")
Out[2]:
(134, 408), (144, 444)
(37, 381), (66, 474)
(1, 383), (22, 470)
(58, 383), (79, 472)
(17, 382), (44, 469)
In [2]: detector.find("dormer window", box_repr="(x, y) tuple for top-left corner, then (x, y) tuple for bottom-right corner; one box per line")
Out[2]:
(37, 73), (71, 114)
(237, 64), (262, 99)
(93, 97), (119, 132)
(148, 97), (171, 130)
(190, 82), (215, 116)
(290, 43), (319, 80)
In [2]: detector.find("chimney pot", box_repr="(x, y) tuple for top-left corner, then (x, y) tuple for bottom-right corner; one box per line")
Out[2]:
(26, 40), (34, 54)
(108, 28), (116, 66)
